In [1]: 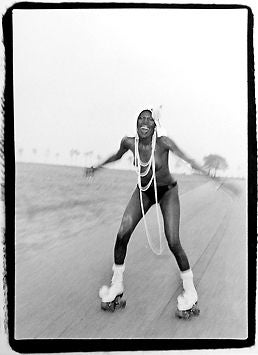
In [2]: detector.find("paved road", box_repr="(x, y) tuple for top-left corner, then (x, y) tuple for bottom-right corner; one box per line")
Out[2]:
(15, 180), (247, 339)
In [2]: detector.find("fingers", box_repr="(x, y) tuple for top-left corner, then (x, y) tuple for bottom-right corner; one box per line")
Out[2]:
(84, 166), (95, 179)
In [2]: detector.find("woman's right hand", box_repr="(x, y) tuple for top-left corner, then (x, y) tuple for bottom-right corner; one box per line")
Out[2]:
(84, 166), (96, 179)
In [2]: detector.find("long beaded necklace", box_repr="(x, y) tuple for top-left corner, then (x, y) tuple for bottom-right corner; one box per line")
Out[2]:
(135, 129), (164, 255)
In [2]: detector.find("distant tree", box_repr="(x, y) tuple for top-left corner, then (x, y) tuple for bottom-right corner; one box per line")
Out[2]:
(203, 154), (228, 177)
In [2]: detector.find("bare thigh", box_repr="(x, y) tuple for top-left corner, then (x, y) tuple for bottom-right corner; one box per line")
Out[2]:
(118, 187), (153, 237)
(114, 187), (154, 264)
(159, 184), (180, 246)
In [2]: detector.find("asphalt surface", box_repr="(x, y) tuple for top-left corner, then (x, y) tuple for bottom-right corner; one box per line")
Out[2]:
(15, 180), (247, 339)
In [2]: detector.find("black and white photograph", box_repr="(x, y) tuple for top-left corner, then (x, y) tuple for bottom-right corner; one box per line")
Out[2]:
(1, 1), (256, 353)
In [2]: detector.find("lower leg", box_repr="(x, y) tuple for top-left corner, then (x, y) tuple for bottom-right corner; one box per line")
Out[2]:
(114, 233), (130, 265)
(169, 242), (190, 272)
(160, 188), (198, 311)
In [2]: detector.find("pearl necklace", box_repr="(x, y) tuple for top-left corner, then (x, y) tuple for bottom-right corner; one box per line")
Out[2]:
(134, 130), (164, 255)
(135, 132), (156, 190)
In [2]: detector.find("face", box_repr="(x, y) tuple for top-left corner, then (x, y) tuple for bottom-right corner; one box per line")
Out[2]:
(137, 110), (156, 139)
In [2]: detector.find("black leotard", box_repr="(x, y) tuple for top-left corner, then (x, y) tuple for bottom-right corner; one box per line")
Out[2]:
(137, 181), (177, 205)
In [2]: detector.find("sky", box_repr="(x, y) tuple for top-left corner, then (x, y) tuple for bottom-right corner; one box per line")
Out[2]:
(13, 7), (248, 176)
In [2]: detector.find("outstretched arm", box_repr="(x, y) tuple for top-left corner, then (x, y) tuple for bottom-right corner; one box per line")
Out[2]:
(161, 136), (208, 176)
(85, 137), (129, 176)
(161, 136), (241, 196)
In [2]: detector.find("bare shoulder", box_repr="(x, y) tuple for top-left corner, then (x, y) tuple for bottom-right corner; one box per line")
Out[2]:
(121, 136), (135, 149)
(158, 136), (176, 150)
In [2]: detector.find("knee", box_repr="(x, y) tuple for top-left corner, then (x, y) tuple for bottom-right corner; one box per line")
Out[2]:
(117, 215), (133, 242)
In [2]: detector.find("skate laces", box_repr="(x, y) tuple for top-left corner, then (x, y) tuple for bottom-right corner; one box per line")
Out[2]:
(135, 130), (164, 256)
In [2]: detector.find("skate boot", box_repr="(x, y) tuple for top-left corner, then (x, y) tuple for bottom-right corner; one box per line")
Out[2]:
(99, 264), (126, 312)
(175, 269), (200, 320)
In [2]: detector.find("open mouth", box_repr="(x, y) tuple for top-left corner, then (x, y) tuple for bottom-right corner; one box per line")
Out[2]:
(140, 126), (149, 134)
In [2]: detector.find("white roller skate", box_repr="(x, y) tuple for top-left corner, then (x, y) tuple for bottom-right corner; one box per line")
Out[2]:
(99, 264), (126, 312)
(175, 269), (200, 320)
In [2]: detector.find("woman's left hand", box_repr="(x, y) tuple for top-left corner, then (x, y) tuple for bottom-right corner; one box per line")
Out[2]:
(84, 166), (95, 179)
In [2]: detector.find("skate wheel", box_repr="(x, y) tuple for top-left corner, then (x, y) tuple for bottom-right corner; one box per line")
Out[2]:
(175, 302), (200, 319)
(120, 299), (126, 308)
(101, 301), (115, 312)
(175, 309), (190, 320)
(192, 303), (200, 316)
(115, 296), (126, 309)
(100, 295), (126, 312)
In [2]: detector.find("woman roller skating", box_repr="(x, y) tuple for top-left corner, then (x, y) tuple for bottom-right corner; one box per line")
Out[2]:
(85, 108), (217, 319)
